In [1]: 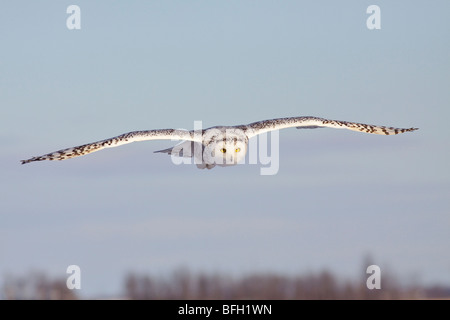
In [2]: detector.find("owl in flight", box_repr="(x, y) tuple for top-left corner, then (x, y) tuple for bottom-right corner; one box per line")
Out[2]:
(21, 116), (418, 169)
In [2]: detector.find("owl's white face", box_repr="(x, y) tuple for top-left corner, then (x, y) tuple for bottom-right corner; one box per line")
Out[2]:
(202, 128), (248, 166)
(210, 139), (247, 166)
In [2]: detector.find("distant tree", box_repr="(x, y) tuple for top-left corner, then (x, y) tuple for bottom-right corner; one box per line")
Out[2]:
(2, 271), (78, 300)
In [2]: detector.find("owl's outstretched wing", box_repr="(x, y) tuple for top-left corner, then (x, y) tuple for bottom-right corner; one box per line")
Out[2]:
(21, 129), (202, 164)
(242, 116), (418, 138)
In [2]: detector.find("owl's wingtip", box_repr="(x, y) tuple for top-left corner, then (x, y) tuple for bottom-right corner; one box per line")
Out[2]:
(21, 157), (39, 165)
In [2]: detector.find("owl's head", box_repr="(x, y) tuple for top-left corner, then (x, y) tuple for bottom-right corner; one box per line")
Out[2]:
(214, 138), (247, 166)
(203, 128), (248, 167)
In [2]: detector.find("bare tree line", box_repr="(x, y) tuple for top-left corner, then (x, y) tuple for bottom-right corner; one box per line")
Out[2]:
(2, 268), (449, 300)
(123, 268), (421, 300)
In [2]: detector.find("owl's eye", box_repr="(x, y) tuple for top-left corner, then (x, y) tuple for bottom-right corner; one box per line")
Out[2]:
(235, 148), (241, 152)
(220, 148), (226, 153)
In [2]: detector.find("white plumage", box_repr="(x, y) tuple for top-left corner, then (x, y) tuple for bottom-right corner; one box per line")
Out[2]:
(21, 116), (418, 169)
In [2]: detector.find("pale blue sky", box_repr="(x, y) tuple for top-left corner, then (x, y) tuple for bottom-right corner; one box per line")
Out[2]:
(1, 1), (449, 298)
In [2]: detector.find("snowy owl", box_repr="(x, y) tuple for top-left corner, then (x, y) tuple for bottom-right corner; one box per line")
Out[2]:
(21, 116), (418, 169)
